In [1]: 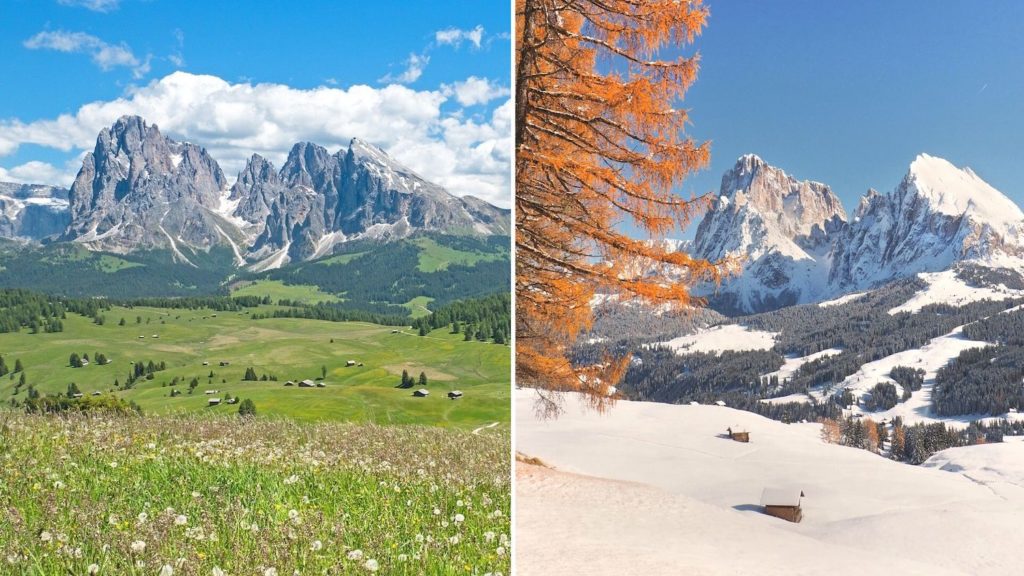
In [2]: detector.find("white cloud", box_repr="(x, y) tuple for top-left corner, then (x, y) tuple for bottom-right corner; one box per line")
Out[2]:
(0, 72), (511, 207)
(24, 30), (151, 78)
(436, 25), (485, 49)
(57, 0), (120, 12)
(447, 76), (511, 107)
(0, 160), (77, 187)
(168, 28), (185, 68)
(378, 53), (429, 85)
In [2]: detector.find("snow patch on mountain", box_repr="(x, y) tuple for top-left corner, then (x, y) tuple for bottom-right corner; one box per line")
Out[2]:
(889, 269), (1024, 315)
(818, 291), (868, 307)
(822, 325), (994, 426)
(656, 324), (778, 355)
(764, 348), (843, 383)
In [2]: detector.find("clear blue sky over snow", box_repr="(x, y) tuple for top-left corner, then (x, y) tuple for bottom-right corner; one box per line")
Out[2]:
(673, 0), (1024, 233)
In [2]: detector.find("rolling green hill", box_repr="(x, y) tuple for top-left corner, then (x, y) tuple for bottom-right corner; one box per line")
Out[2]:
(0, 301), (510, 429)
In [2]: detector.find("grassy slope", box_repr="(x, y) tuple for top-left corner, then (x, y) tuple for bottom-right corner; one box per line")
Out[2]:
(414, 237), (504, 272)
(231, 280), (343, 304)
(0, 305), (509, 429)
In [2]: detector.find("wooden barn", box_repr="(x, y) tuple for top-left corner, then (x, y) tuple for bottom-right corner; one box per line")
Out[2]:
(760, 487), (804, 523)
(726, 427), (750, 443)
(298, 379), (316, 388)
(448, 390), (463, 400)
(413, 389), (430, 397)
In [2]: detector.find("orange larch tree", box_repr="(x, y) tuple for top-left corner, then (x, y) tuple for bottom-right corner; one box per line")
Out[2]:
(515, 0), (724, 415)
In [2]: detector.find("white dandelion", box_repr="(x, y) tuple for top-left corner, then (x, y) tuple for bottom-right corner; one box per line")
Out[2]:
(130, 540), (146, 554)
(364, 559), (379, 572)
(347, 549), (363, 561)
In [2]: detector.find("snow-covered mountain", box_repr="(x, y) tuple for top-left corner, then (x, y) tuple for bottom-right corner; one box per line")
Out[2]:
(691, 154), (848, 313)
(693, 153), (1024, 313)
(830, 153), (1024, 291)
(0, 182), (70, 241)
(4, 116), (510, 268)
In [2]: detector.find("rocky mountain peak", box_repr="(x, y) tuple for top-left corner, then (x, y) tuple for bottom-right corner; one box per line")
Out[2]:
(281, 142), (337, 188)
(19, 116), (509, 269)
(903, 153), (1024, 226)
(717, 154), (847, 240)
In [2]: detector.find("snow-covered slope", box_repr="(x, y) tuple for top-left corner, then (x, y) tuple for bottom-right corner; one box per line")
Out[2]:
(517, 390), (1024, 575)
(655, 324), (778, 355)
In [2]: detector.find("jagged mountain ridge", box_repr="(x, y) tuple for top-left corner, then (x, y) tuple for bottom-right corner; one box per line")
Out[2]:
(14, 116), (508, 269)
(691, 153), (1024, 314)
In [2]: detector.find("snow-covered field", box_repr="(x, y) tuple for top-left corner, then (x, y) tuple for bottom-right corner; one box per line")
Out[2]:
(516, 390), (1024, 575)
(889, 269), (1024, 314)
(656, 324), (778, 355)
(818, 291), (867, 307)
(764, 347), (842, 383)
(824, 326), (996, 425)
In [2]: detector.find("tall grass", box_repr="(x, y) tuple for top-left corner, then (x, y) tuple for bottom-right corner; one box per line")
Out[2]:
(0, 413), (509, 575)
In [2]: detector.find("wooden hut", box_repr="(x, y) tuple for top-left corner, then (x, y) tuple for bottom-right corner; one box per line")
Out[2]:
(448, 390), (463, 400)
(413, 389), (430, 397)
(760, 488), (804, 523)
(207, 398), (222, 406)
(298, 379), (316, 388)
(726, 427), (750, 443)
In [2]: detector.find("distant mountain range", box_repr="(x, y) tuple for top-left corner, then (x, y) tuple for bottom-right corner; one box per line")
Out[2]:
(690, 153), (1024, 313)
(0, 116), (509, 271)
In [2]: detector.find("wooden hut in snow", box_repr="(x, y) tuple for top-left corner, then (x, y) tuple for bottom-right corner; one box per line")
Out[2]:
(760, 488), (804, 523)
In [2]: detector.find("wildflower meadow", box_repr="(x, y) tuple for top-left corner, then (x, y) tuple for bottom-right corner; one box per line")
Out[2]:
(0, 412), (509, 575)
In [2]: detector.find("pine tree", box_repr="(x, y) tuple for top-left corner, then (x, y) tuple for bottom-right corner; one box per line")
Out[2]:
(14, 359), (23, 373)
(238, 398), (256, 417)
(419, 372), (428, 387)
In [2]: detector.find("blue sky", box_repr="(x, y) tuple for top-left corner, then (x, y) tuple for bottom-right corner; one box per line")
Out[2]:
(0, 0), (512, 206)
(669, 0), (1024, 232)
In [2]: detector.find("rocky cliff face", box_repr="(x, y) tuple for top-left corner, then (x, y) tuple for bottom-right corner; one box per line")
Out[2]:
(242, 138), (510, 268)
(63, 116), (229, 262)
(692, 155), (848, 313)
(690, 153), (1024, 314)
(829, 154), (1024, 291)
(0, 182), (69, 241)
(50, 116), (510, 269)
